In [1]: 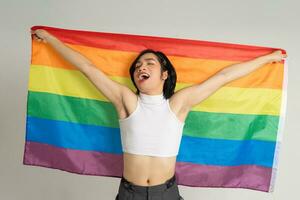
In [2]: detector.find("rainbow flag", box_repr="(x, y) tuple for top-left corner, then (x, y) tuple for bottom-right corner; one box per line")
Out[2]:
(23, 25), (288, 192)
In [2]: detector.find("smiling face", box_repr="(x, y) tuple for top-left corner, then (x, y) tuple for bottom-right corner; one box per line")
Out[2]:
(133, 53), (168, 95)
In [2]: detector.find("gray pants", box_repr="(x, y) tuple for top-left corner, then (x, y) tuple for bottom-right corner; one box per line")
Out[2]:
(115, 174), (184, 200)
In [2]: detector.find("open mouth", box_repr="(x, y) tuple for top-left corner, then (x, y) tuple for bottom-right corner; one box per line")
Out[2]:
(138, 73), (150, 81)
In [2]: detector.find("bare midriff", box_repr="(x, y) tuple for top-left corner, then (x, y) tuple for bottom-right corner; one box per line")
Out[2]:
(122, 152), (177, 186)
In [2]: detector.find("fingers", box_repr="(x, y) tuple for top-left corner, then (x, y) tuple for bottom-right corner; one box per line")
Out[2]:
(31, 29), (46, 43)
(280, 52), (287, 59)
(277, 50), (288, 58)
(32, 35), (44, 43)
(30, 30), (38, 37)
(32, 35), (41, 42)
(274, 50), (288, 60)
(30, 30), (38, 39)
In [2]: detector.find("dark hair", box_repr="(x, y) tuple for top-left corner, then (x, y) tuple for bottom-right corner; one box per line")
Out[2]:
(129, 49), (177, 99)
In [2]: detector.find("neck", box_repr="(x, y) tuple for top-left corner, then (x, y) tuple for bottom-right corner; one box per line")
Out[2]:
(139, 90), (163, 96)
(139, 92), (165, 105)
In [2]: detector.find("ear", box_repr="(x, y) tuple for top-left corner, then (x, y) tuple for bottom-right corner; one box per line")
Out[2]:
(162, 70), (168, 80)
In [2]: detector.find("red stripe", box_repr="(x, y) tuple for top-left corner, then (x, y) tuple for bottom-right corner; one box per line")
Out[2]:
(31, 25), (286, 61)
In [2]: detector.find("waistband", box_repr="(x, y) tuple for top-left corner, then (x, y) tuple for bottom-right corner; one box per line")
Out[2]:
(121, 174), (176, 194)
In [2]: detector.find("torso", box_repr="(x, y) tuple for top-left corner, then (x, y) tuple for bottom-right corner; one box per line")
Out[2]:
(116, 89), (190, 186)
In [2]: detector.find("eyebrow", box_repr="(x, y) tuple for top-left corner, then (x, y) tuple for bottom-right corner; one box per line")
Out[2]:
(136, 58), (157, 63)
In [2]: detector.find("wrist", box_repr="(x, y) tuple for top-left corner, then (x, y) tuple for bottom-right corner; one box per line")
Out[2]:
(44, 32), (52, 40)
(258, 54), (272, 64)
(44, 32), (55, 41)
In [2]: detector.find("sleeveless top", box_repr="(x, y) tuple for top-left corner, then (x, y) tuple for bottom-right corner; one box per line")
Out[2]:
(118, 92), (185, 157)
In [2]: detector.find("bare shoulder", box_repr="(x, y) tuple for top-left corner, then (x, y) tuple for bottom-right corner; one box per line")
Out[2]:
(116, 86), (138, 120)
(168, 90), (191, 123)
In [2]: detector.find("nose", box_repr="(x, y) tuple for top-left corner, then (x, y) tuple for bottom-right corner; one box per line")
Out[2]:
(137, 63), (147, 72)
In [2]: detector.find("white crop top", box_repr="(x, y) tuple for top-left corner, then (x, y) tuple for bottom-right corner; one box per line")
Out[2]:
(118, 92), (185, 157)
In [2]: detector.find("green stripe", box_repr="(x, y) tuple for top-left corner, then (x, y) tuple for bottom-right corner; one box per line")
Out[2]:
(27, 91), (279, 141)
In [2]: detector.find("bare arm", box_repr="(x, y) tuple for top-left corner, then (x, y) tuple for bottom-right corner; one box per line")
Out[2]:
(31, 29), (126, 107)
(43, 32), (94, 72)
(219, 52), (281, 82)
(174, 50), (287, 110)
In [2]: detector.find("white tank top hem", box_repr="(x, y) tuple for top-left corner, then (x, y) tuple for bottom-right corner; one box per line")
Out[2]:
(123, 149), (178, 157)
(118, 92), (185, 157)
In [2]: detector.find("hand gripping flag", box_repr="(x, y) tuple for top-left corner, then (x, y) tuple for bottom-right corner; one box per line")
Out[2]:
(24, 25), (288, 192)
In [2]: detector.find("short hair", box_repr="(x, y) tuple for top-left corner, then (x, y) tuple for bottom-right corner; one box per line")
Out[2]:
(129, 49), (177, 99)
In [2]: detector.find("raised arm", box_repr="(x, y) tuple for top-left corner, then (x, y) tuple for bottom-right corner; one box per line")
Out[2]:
(173, 50), (287, 110)
(31, 29), (127, 109)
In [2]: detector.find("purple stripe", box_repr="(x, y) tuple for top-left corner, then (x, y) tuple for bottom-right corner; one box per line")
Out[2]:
(23, 141), (123, 177)
(23, 142), (271, 191)
(175, 162), (271, 192)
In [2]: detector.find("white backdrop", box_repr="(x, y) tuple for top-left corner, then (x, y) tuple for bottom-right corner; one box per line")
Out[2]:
(0, 0), (299, 199)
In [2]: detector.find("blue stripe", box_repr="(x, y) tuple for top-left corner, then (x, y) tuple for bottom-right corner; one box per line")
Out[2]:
(26, 116), (275, 167)
(177, 136), (275, 167)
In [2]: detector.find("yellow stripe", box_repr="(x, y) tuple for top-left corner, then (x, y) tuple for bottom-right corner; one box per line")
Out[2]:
(29, 65), (281, 115)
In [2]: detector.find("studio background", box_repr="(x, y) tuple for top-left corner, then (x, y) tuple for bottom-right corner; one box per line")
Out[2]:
(0, 0), (299, 199)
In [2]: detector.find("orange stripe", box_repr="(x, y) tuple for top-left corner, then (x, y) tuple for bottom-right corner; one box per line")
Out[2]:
(31, 41), (284, 89)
